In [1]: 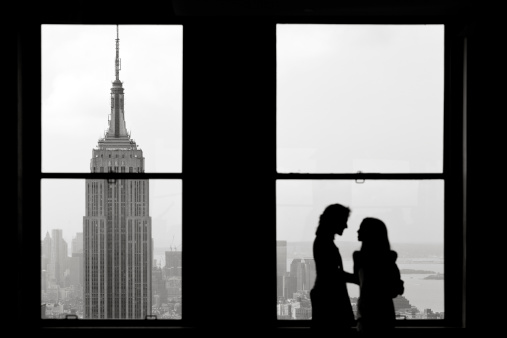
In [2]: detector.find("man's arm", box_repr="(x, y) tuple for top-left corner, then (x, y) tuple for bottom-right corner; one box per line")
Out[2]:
(343, 270), (359, 285)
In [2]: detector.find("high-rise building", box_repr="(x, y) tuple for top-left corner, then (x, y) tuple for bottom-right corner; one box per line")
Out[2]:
(42, 231), (52, 264)
(69, 252), (83, 287)
(283, 275), (297, 300)
(276, 240), (287, 277)
(290, 258), (305, 291)
(72, 232), (83, 254)
(289, 258), (316, 292)
(41, 231), (52, 279)
(83, 26), (152, 319)
(50, 229), (68, 287)
(303, 258), (316, 291)
(165, 250), (182, 277)
(152, 266), (167, 304)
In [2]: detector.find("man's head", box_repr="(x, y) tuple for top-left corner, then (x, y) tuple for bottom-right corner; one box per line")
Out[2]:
(316, 204), (351, 237)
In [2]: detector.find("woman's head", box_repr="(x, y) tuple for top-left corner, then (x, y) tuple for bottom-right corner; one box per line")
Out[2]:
(316, 204), (351, 237)
(357, 217), (390, 251)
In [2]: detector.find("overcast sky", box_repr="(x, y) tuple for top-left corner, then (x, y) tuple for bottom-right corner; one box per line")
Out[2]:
(41, 24), (444, 249)
(41, 25), (183, 249)
(42, 24), (182, 173)
(276, 24), (444, 245)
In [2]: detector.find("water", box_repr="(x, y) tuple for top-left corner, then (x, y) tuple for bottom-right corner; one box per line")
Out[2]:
(344, 261), (444, 313)
(283, 241), (445, 314)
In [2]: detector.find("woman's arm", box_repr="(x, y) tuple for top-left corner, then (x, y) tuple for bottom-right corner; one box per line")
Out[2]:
(345, 251), (360, 285)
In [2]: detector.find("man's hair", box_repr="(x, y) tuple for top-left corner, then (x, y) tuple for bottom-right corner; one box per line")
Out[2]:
(316, 204), (351, 236)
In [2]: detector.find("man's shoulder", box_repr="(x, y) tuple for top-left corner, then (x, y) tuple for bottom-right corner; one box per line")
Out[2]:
(313, 237), (337, 252)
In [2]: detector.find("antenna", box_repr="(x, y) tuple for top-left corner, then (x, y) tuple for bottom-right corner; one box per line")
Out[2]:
(115, 25), (120, 80)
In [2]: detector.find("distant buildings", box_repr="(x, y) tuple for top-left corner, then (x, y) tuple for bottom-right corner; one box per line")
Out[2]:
(71, 232), (83, 254)
(165, 250), (182, 277)
(277, 240), (316, 302)
(68, 253), (83, 287)
(152, 267), (168, 304)
(276, 244), (445, 321)
(277, 240), (287, 300)
(289, 258), (316, 293)
(49, 229), (68, 287)
(277, 241), (317, 301)
(276, 240), (287, 277)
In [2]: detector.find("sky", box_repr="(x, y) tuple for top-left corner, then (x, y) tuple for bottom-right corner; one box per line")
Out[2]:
(41, 25), (183, 248)
(42, 24), (182, 173)
(41, 24), (444, 249)
(276, 24), (445, 245)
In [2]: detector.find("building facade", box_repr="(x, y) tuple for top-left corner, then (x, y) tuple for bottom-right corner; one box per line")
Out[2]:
(50, 229), (68, 287)
(289, 258), (316, 293)
(83, 27), (152, 319)
(276, 240), (287, 277)
(72, 232), (83, 254)
(165, 250), (182, 277)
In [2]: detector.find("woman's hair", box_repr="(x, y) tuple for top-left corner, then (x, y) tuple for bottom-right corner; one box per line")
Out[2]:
(359, 217), (391, 252)
(315, 203), (351, 236)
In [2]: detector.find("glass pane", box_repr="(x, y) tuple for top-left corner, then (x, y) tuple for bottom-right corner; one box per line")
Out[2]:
(41, 179), (182, 319)
(276, 180), (444, 320)
(42, 25), (182, 173)
(277, 25), (444, 173)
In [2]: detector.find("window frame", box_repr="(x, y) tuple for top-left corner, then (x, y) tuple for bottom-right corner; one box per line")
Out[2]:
(28, 23), (186, 328)
(274, 21), (466, 329)
(16, 7), (467, 335)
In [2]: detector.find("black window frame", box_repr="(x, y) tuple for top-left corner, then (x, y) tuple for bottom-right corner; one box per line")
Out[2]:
(14, 2), (479, 336)
(274, 21), (464, 330)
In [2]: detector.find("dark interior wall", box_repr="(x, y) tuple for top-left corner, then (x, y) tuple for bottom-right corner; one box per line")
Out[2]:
(12, 1), (502, 337)
(465, 18), (503, 333)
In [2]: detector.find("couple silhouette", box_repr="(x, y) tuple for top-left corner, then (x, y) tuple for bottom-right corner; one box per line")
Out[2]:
(310, 204), (404, 336)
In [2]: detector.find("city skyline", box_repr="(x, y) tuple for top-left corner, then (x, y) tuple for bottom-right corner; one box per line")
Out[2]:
(41, 226), (182, 319)
(276, 240), (444, 319)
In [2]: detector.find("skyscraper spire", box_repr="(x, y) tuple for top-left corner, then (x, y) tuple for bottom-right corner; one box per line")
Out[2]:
(101, 25), (130, 142)
(115, 24), (121, 81)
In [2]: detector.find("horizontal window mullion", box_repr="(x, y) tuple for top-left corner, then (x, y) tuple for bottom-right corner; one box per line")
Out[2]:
(40, 173), (183, 179)
(276, 173), (445, 180)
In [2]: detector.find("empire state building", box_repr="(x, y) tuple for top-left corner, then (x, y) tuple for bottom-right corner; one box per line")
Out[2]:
(83, 26), (152, 319)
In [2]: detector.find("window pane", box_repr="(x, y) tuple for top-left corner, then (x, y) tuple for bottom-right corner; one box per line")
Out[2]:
(42, 25), (182, 173)
(277, 25), (444, 173)
(276, 180), (444, 320)
(41, 179), (182, 319)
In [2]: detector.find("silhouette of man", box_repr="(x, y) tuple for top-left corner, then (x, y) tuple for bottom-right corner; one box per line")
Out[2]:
(310, 204), (357, 336)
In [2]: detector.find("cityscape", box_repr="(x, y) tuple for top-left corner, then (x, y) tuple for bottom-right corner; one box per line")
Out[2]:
(41, 236), (443, 320)
(276, 240), (444, 320)
(41, 230), (181, 319)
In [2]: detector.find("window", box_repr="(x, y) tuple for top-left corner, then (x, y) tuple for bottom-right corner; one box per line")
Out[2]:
(276, 24), (446, 322)
(40, 25), (182, 321)
(16, 3), (472, 334)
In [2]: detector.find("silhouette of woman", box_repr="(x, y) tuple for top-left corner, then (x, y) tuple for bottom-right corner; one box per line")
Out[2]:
(310, 204), (358, 335)
(353, 217), (404, 335)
